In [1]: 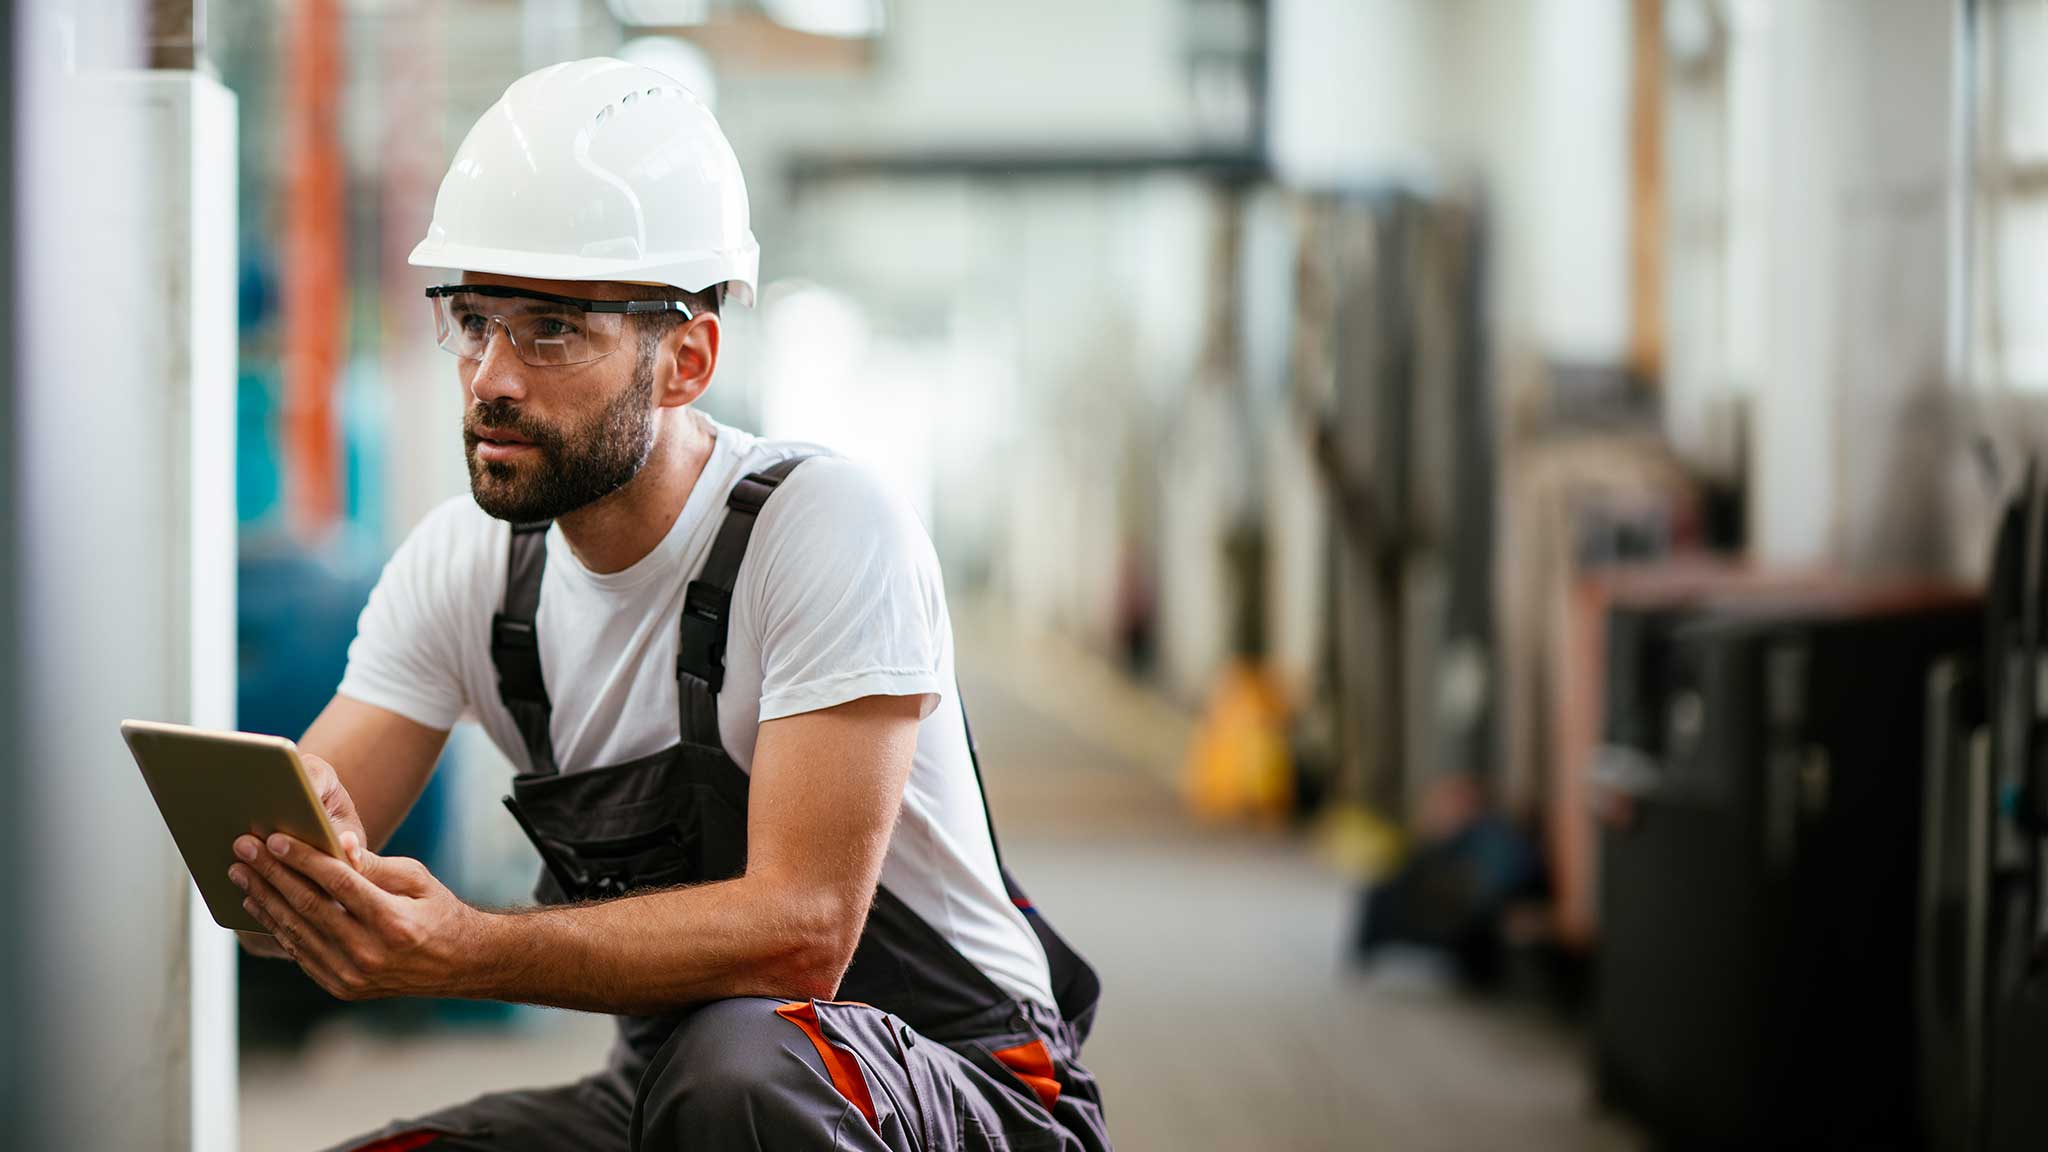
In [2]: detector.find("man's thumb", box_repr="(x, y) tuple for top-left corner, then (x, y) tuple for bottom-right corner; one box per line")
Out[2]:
(356, 847), (431, 894)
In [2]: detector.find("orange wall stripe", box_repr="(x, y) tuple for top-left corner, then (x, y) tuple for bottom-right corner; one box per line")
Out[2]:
(281, 0), (345, 540)
(775, 1000), (880, 1132)
(992, 1038), (1063, 1114)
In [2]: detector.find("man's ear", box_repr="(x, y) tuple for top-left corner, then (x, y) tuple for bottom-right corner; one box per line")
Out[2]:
(654, 312), (720, 409)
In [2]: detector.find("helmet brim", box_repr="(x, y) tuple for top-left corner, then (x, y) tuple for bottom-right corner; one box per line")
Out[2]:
(406, 237), (758, 309)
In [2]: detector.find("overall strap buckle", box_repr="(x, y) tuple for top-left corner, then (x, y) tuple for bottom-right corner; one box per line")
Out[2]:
(492, 614), (547, 700)
(727, 473), (781, 516)
(676, 581), (733, 693)
(672, 456), (814, 701)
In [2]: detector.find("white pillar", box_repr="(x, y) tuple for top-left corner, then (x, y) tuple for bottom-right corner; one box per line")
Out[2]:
(1751, 0), (1840, 564)
(1524, 0), (1633, 364)
(14, 7), (239, 1143)
(1746, 0), (1955, 568)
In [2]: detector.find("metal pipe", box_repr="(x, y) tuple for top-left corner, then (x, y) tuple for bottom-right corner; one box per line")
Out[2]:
(147, 0), (201, 70)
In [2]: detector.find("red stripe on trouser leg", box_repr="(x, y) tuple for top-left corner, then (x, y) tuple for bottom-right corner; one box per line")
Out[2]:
(774, 1000), (880, 1132)
(991, 1038), (1063, 1113)
(348, 1131), (446, 1152)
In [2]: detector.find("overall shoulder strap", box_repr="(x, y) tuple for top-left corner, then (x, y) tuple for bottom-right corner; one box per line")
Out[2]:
(492, 521), (559, 775)
(675, 455), (814, 746)
(957, 688), (1106, 1038)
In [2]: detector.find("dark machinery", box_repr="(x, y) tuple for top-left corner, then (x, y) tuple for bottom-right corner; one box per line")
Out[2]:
(1595, 587), (1979, 1150)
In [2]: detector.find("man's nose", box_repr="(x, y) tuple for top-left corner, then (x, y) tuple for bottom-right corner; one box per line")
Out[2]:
(466, 322), (528, 403)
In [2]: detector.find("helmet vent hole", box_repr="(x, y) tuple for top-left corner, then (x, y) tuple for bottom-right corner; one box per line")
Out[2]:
(595, 104), (611, 124)
(622, 91), (638, 106)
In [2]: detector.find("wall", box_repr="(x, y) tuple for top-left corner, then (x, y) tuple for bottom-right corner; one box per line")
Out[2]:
(1267, 0), (1634, 381)
(1267, 0), (1966, 575)
(1699, 0), (1959, 568)
(701, 0), (1225, 689)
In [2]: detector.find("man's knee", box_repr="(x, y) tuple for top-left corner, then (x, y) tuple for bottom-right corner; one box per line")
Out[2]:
(633, 997), (843, 1146)
(660, 997), (805, 1094)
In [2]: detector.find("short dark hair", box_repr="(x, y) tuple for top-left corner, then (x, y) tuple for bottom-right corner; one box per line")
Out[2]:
(633, 282), (721, 369)
(644, 280), (721, 324)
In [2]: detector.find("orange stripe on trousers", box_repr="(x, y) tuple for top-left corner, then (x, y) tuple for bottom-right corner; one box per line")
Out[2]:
(775, 1000), (880, 1132)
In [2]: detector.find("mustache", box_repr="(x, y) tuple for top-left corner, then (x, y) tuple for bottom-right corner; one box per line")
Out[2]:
(464, 401), (562, 452)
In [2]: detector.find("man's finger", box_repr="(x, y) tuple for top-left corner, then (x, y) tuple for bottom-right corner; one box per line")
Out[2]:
(243, 836), (351, 937)
(240, 889), (283, 944)
(273, 832), (393, 920)
(299, 752), (366, 839)
(240, 873), (332, 968)
(355, 849), (435, 897)
(242, 891), (359, 999)
(303, 753), (349, 804)
(235, 928), (289, 960)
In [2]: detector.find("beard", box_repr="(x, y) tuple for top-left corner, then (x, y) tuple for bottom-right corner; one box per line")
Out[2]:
(463, 352), (657, 523)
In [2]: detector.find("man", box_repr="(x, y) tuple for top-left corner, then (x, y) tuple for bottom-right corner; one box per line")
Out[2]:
(229, 58), (1109, 1152)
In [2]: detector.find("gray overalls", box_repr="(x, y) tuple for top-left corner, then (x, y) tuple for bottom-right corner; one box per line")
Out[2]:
(332, 458), (1113, 1152)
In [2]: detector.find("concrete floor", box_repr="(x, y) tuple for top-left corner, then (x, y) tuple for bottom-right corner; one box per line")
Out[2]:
(242, 618), (1641, 1152)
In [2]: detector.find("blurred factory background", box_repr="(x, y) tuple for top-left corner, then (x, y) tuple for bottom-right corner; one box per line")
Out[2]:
(8, 0), (2048, 1149)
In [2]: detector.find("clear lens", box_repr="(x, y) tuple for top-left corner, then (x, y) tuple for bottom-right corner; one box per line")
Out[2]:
(430, 291), (629, 366)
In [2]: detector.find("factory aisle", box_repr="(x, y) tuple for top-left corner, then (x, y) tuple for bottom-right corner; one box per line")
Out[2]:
(242, 611), (1640, 1152)
(960, 617), (1641, 1152)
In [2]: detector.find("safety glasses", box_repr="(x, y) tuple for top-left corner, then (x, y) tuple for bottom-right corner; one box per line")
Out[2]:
(425, 284), (694, 367)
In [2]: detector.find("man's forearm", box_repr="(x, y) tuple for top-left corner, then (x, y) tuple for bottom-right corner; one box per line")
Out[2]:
(455, 875), (861, 1015)
(299, 696), (452, 852)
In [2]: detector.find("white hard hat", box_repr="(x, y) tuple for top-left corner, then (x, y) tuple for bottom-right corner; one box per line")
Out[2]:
(408, 57), (759, 307)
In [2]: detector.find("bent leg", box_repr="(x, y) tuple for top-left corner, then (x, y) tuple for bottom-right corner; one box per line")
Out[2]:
(319, 1066), (633, 1152)
(629, 997), (921, 1151)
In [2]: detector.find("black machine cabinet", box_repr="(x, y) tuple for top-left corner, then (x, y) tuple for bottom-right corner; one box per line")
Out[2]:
(1595, 594), (1980, 1150)
(1921, 653), (2048, 1152)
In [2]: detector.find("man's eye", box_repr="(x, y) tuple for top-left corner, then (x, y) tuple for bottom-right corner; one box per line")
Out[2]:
(456, 313), (488, 337)
(533, 317), (580, 338)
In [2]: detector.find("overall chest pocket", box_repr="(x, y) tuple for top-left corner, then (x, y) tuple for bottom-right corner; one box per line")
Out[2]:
(506, 747), (751, 904)
(553, 817), (698, 896)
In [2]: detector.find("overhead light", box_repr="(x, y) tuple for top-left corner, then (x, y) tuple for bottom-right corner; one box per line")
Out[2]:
(607, 0), (712, 27)
(1664, 0), (1726, 76)
(619, 35), (719, 111)
(760, 0), (885, 39)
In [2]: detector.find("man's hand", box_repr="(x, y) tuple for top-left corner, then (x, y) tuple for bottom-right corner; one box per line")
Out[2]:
(235, 751), (369, 961)
(302, 750), (370, 858)
(228, 832), (490, 1001)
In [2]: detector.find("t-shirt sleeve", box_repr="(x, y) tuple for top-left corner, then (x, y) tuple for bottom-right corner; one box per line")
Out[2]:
(335, 500), (474, 730)
(748, 459), (946, 723)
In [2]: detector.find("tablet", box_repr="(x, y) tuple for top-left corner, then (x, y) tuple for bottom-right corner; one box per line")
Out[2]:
(121, 719), (346, 934)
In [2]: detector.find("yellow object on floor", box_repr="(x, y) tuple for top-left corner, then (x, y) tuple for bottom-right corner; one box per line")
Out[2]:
(1311, 802), (1408, 884)
(1184, 662), (1294, 824)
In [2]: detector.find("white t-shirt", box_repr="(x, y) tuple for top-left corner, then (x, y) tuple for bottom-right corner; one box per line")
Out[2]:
(337, 416), (1056, 1011)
